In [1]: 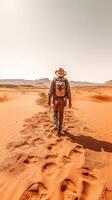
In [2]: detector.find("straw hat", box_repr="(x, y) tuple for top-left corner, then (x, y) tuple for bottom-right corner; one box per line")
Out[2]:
(55, 68), (67, 77)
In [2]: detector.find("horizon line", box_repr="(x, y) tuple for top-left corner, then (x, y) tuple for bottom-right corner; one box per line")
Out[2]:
(0, 77), (111, 84)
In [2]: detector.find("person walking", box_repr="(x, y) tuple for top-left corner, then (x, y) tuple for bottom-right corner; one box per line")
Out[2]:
(48, 68), (72, 136)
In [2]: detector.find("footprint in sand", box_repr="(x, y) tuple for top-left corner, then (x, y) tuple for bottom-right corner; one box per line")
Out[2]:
(47, 142), (58, 151)
(56, 138), (63, 142)
(62, 155), (72, 164)
(80, 181), (91, 200)
(19, 182), (48, 200)
(13, 153), (39, 167)
(83, 126), (95, 133)
(47, 144), (53, 150)
(43, 123), (49, 127)
(43, 118), (51, 123)
(30, 137), (44, 145)
(62, 145), (83, 165)
(7, 139), (29, 151)
(47, 134), (53, 138)
(42, 162), (59, 175)
(79, 170), (98, 200)
(23, 155), (39, 166)
(60, 178), (78, 200)
(68, 146), (84, 160)
(67, 125), (75, 129)
(79, 167), (97, 182)
(45, 154), (58, 160)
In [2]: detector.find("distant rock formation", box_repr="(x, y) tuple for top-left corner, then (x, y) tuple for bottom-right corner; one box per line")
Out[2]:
(0, 78), (51, 88)
(70, 81), (100, 87)
(35, 78), (51, 88)
(104, 80), (112, 85)
(0, 78), (112, 87)
(0, 79), (35, 85)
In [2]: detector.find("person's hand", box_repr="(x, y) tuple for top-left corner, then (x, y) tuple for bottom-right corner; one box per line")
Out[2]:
(69, 102), (72, 108)
(48, 101), (51, 107)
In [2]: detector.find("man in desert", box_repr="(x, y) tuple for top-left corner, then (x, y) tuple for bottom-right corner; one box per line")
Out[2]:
(48, 67), (72, 136)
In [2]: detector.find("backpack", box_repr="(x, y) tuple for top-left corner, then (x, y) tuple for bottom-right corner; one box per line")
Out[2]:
(55, 78), (67, 97)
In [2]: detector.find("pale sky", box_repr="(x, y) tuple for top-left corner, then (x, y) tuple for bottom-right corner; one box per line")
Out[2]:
(0, 0), (112, 82)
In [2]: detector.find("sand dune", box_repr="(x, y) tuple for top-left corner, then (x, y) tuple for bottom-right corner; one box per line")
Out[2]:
(0, 86), (112, 200)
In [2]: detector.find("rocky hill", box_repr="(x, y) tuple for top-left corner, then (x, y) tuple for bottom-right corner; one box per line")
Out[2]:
(0, 78), (112, 87)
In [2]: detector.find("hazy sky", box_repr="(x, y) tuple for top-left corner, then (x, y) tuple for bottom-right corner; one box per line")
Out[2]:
(0, 0), (112, 82)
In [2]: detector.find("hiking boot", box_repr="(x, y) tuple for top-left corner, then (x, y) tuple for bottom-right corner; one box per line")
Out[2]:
(57, 128), (62, 137)
(54, 125), (58, 131)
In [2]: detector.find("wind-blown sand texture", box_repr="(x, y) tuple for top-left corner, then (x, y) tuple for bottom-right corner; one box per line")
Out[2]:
(0, 85), (112, 200)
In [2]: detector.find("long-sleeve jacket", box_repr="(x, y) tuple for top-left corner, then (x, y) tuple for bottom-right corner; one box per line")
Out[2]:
(48, 77), (71, 104)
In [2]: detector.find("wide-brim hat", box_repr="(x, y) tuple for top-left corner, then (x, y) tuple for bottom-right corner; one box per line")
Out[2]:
(55, 68), (67, 76)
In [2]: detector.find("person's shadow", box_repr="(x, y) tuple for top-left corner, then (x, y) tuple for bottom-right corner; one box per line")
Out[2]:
(63, 130), (112, 152)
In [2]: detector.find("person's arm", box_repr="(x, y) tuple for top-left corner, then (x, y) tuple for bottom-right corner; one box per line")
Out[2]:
(48, 80), (54, 106)
(66, 80), (72, 107)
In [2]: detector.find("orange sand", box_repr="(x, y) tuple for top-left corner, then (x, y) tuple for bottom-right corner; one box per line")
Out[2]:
(0, 86), (112, 200)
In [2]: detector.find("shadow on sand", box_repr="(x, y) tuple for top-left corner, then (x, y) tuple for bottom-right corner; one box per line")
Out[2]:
(63, 131), (112, 152)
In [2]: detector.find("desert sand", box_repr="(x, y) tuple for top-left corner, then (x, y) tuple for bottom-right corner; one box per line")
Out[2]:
(0, 85), (112, 200)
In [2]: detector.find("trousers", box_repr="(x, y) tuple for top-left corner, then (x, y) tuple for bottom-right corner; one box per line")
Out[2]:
(53, 97), (65, 132)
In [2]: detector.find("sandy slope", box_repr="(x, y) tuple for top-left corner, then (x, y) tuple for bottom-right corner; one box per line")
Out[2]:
(0, 86), (112, 200)
(0, 88), (44, 162)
